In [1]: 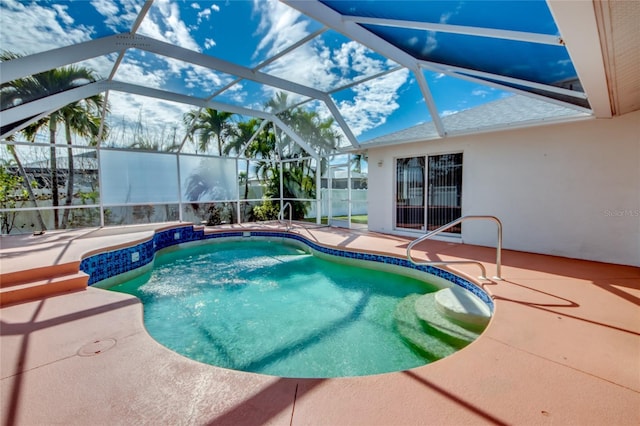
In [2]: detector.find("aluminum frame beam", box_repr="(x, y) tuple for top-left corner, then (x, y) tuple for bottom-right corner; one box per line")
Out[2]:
(284, 0), (597, 125)
(284, 1), (420, 71)
(342, 16), (563, 46)
(0, 35), (124, 84)
(1, 81), (111, 130)
(418, 60), (588, 100)
(1, 80), (274, 127)
(1, 79), (329, 157)
(418, 62), (592, 115)
(1, 31), (361, 150)
(271, 116), (319, 158)
(283, 0), (447, 136)
(413, 67), (446, 136)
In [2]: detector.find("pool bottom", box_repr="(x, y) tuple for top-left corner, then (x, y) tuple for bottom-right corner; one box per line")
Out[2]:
(109, 239), (483, 378)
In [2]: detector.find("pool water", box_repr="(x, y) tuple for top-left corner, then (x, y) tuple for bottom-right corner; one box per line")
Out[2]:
(110, 239), (454, 378)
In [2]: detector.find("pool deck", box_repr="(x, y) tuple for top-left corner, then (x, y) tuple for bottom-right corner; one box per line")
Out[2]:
(1, 222), (639, 425)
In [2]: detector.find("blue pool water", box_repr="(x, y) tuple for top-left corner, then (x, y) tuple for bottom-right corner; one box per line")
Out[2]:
(110, 239), (465, 378)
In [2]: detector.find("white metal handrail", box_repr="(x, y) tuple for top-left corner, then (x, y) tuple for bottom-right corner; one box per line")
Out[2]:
(278, 202), (292, 231)
(406, 215), (503, 280)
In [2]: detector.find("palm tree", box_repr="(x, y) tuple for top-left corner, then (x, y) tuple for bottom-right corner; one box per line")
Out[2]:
(2, 144), (47, 231)
(261, 93), (341, 219)
(2, 52), (107, 229)
(184, 108), (235, 155)
(350, 153), (366, 174)
(24, 68), (105, 229)
(224, 118), (264, 200)
(59, 99), (106, 228)
(250, 123), (279, 201)
(265, 92), (295, 121)
(180, 108), (236, 223)
(1, 53), (48, 231)
(1, 51), (42, 110)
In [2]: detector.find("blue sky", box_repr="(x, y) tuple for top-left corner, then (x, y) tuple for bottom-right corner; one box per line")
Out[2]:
(1, 0), (565, 146)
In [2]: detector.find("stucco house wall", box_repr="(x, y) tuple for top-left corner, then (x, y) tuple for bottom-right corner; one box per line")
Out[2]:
(367, 110), (640, 267)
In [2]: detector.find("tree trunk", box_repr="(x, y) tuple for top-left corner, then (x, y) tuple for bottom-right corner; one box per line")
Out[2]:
(241, 160), (250, 223)
(50, 121), (60, 229)
(8, 145), (47, 231)
(61, 122), (74, 228)
(243, 159), (250, 199)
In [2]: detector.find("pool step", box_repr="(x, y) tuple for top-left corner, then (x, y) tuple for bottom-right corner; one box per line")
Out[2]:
(1, 261), (80, 287)
(394, 294), (461, 361)
(394, 292), (483, 361)
(0, 266), (88, 307)
(415, 292), (481, 345)
(432, 286), (491, 329)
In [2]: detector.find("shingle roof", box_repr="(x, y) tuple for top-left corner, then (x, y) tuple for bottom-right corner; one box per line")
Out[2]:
(362, 94), (590, 147)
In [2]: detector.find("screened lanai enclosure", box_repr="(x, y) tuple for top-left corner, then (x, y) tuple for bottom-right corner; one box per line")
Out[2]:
(0, 0), (603, 235)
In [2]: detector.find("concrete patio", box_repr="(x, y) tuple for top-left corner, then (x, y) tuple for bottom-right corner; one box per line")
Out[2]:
(1, 223), (639, 425)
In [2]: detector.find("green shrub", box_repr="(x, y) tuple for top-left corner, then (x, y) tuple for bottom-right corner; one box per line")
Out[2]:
(253, 199), (280, 221)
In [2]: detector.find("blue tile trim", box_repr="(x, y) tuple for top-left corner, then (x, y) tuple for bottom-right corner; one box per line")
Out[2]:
(249, 231), (493, 311)
(80, 226), (243, 286)
(79, 227), (493, 311)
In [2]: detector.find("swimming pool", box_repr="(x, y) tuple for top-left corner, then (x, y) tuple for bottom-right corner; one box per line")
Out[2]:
(108, 236), (490, 378)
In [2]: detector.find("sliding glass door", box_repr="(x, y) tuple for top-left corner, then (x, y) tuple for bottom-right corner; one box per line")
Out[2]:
(427, 153), (463, 232)
(396, 153), (463, 233)
(396, 157), (425, 230)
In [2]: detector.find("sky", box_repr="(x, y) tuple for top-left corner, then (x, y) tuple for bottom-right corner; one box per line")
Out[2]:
(0, 0), (571, 148)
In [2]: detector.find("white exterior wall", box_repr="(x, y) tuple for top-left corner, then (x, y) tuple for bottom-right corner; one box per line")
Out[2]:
(367, 111), (640, 267)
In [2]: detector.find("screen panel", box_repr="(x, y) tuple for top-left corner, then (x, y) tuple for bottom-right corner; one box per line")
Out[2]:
(100, 150), (179, 204)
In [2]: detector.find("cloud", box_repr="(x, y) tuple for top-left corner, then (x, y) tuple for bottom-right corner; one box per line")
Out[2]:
(336, 69), (410, 136)
(92, 0), (119, 17)
(52, 4), (74, 26)
(214, 82), (253, 109)
(128, 0), (229, 98)
(106, 54), (235, 145)
(194, 2), (220, 26)
(107, 0), (233, 105)
(0, 0), (119, 79)
(252, 0), (410, 137)
(261, 37), (400, 114)
(262, 39), (337, 94)
(113, 57), (166, 88)
(104, 91), (193, 148)
(138, 0), (200, 52)
(197, 8), (211, 24)
(440, 2), (463, 24)
(334, 41), (389, 77)
(91, 0), (141, 33)
(421, 32), (438, 56)
(2, 0), (415, 143)
(0, 0), (94, 56)
(0, 0), (230, 115)
(79, 55), (120, 80)
(252, 0), (310, 59)
(183, 64), (230, 93)
(471, 88), (491, 97)
(261, 26), (397, 94)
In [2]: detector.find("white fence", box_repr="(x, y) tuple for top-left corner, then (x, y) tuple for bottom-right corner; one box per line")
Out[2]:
(307, 188), (367, 218)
